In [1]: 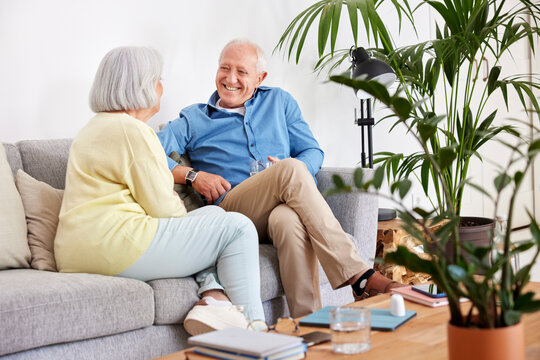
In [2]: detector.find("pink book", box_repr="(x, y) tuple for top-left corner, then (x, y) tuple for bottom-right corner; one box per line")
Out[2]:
(391, 286), (468, 307)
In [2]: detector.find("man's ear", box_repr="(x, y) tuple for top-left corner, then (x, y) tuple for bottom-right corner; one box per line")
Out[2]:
(256, 72), (268, 87)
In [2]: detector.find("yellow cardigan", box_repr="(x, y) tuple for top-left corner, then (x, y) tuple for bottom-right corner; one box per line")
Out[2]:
(55, 112), (186, 275)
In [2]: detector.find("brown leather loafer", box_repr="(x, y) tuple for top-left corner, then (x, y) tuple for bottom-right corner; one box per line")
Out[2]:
(353, 272), (404, 301)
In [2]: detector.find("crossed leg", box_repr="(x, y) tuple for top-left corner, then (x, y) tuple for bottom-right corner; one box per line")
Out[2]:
(268, 204), (321, 317)
(219, 158), (369, 316)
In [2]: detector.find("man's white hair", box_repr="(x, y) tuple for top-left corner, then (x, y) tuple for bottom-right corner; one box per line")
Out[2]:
(89, 46), (163, 113)
(219, 39), (267, 73)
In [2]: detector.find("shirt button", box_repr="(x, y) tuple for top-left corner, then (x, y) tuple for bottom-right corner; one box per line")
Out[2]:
(250, 144), (254, 147)
(244, 122), (248, 125)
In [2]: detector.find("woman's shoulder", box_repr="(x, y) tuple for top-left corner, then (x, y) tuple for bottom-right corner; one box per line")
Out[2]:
(95, 112), (154, 136)
(73, 113), (155, 152)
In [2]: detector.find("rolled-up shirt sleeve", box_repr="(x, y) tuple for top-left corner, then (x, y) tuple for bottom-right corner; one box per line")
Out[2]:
(283, 91), (324, 177)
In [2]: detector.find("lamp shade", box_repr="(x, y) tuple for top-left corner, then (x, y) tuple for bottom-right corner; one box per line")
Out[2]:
(350, 47), (396, 98)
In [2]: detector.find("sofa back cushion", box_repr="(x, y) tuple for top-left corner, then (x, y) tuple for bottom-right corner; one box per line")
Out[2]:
(16, 170), (63, 271)
(3, 143), (23, 178)
(0, 144), (31, 269)
(17, 139), (72, 190)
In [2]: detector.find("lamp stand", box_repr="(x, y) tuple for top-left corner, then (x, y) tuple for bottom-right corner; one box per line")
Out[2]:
(355, 98), (396, 221)
(355, 98), (374, 168)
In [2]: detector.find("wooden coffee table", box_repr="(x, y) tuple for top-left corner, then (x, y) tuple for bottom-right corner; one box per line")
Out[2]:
(157, 283), (540, 360)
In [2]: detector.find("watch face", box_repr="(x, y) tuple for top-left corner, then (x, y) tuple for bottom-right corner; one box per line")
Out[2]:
(186, 170), (198, 182)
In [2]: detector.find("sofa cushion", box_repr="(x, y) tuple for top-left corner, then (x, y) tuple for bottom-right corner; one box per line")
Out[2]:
(16, 139), (72, 190)
(0, 269), (155, 356)
(3, 143), (23, 178)
(258, 244), (283, 301)
(15, 170), (63, 271)
(149, 244), (283, 325)
(0, 144), (31, 270)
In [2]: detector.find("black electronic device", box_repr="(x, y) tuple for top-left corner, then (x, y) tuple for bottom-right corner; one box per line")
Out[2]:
(300, 331), (331, 347)
(412, 284), (446, 298)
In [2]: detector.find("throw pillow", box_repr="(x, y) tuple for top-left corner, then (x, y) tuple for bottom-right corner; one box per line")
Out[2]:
(0, 144), (31, 269)
(169, 151), (204, 212)
(15, 170), (63, 271)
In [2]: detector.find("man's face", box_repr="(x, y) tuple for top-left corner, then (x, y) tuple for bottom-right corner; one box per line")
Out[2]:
(215, 44), (267, 109)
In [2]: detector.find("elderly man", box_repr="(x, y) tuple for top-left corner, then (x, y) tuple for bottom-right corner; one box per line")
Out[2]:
(158, 39), (398, 317)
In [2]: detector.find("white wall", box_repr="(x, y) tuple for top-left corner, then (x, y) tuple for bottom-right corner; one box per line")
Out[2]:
(0, 0), (428, 171)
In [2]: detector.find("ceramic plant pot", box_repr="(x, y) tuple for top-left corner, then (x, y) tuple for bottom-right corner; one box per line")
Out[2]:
(444, 216), (495, 268)
(458, 216), (495, 248)
(447, 321), (524, 360)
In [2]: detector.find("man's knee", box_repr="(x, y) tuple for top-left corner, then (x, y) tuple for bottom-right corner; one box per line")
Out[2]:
(272, 158), (313, 187)
(277, 158), (307, 173)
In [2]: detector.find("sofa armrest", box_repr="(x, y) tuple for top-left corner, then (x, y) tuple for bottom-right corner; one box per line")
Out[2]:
(315, 167), (378, 266)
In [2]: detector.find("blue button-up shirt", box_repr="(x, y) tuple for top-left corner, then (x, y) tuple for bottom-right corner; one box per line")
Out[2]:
(158, 86), (324, 204)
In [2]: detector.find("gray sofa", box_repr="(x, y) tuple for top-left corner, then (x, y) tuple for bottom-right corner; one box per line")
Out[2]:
(0, 139), (377, 360)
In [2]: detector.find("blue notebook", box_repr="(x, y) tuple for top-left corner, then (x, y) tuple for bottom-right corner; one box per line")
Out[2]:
(299, 306), (416, 332)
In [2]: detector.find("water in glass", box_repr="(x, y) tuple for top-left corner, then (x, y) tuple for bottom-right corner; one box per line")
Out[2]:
(330, 306), (370, 354)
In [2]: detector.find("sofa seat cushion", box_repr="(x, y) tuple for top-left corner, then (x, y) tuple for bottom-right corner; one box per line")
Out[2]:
(150, 244), (284, 325)
(0, 269), (154, 356)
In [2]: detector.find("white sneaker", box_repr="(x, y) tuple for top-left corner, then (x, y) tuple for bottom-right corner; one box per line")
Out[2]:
(183, 303), (249, 336)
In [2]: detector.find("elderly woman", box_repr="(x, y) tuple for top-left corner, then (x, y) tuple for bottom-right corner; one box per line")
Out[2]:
(54, 46), (265, 335)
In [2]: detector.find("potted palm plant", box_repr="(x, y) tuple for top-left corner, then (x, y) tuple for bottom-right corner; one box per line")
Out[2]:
(277, 1), (540, 358)
(276, 0), (540, 242)
(326, 74), (540, 360)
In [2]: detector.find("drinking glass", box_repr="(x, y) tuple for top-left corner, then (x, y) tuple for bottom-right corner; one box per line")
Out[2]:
(249, 160), (272, 176)
(330, 306), (371, 354)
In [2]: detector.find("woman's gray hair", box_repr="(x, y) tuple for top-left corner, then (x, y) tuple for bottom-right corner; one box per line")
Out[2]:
(220, 39), (267, 73)
(89, 46), (163, 113)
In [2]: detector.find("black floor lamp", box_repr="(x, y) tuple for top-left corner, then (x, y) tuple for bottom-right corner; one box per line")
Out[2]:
(350, 47), (397, 221)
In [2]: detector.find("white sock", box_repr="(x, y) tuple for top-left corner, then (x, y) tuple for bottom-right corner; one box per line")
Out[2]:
(201, 296), (232, 307)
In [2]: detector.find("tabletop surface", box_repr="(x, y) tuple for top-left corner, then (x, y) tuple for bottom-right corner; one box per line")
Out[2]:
(157, 282), (540, 360)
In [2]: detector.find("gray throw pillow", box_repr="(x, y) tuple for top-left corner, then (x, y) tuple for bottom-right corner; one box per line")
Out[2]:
(169, 152), (204, 212)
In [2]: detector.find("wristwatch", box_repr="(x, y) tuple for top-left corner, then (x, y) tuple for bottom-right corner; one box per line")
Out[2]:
(185, 169), (199, 186)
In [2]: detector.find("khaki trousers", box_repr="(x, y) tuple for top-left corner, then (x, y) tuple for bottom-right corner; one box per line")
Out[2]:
(219, 158), (369, 317)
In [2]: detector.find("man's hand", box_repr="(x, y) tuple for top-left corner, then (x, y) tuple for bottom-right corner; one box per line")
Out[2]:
(192, 171), (231, 204)
(268, 156), (281, 164)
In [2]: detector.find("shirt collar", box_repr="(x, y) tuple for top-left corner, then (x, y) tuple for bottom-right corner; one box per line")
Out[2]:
(207, 86), (271, 112)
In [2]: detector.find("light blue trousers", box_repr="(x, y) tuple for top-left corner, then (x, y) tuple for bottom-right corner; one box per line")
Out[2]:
(118, 206), (265, 322)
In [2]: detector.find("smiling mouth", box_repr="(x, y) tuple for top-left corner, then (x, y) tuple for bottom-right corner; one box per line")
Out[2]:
(224, 85), (240, 91)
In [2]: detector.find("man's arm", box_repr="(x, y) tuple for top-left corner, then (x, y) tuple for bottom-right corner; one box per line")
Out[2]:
(282, 91), (324, 176)
(157, 119), (189, 174)
(158, 118), (230, 204)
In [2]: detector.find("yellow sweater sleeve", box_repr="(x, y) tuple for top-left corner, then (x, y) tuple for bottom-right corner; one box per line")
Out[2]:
(124, 124), (187, 218)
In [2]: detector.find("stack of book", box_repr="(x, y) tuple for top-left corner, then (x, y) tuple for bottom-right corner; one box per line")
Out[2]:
(391, 286), (469, 307)
(187, 328), (307, 360)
